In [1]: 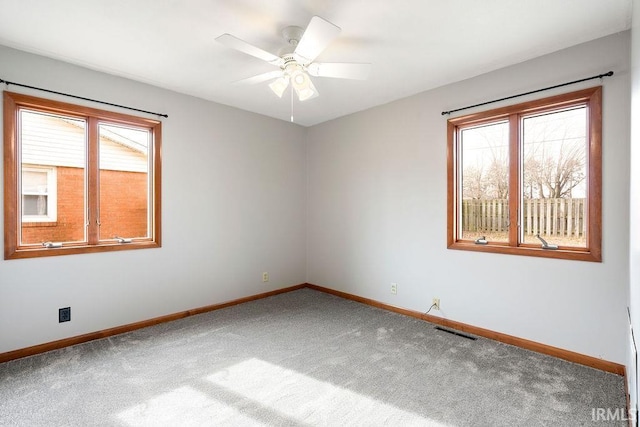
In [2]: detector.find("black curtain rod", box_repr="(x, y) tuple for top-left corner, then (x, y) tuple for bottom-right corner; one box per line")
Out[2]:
(441, 71), (614, 116)
(0, 78), (168, 118)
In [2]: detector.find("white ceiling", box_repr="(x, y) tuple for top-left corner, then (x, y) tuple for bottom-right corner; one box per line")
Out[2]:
(0, 0), (632, 127)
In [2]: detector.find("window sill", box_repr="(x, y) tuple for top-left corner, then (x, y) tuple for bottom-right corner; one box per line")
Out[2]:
(5, 240), (161, 260)
(447, 241), (601, 262)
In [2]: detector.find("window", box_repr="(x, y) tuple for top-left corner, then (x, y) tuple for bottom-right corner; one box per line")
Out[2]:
(4, 92), (162, 259)
(447, 87), (601, 261)
(22, 166), (57, 222)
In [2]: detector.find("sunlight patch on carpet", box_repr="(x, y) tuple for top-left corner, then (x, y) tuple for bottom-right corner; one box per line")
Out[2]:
(117, 385), (260, 426)
(207, 358), (451, 426)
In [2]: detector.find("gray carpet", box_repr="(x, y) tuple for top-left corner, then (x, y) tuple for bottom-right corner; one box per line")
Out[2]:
(0, 288), (627, 426)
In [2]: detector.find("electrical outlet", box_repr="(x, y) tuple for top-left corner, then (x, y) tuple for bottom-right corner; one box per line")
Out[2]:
(432, 298), (440, 310)
(391, 283), (397, 295)
(262, 272), (269, 282)
(59, 307), (71, 323)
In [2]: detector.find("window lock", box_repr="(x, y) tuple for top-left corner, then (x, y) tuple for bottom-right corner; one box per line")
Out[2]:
(42, 242), (62, 248)
(474, 236), (488, 245)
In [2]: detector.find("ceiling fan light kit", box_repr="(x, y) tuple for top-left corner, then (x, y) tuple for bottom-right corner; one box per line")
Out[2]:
(269, 59), (319, 101)
(268, 76), (289, 98)
(216, 15), (370, 106)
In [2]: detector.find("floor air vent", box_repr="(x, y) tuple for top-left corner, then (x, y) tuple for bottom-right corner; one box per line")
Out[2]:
(435, 326), (477, 340)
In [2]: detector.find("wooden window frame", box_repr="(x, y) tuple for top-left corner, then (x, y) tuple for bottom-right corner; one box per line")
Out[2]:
(4, 91), (162, 259)
(447, 87), (602, 262)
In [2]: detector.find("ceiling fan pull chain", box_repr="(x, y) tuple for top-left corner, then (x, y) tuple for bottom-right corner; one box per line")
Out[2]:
(290, 85), (294, 122)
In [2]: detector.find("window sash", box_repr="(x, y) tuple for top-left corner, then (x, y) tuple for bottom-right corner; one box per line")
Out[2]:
(98, 122), (153, 242)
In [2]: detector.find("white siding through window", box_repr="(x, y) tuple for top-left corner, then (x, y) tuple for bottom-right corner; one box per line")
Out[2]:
(20, 111), (148, 172)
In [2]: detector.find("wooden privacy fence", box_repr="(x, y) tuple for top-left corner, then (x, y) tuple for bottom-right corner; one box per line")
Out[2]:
(461, 198), (586, 237)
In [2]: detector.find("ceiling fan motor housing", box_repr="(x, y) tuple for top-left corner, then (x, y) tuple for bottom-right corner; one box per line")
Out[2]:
(281, 55), (306, 84)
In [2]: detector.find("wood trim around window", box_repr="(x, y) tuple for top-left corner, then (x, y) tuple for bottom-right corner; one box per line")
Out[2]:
(3, 91), (162, 260)
(446, 86), (602, 262)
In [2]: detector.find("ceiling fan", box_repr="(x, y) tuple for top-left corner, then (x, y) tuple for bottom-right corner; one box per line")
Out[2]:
(216, 16), (370, 102)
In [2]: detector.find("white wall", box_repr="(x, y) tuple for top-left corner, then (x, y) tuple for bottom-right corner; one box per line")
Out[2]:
(0, 45), (308, 354)
(629, 0), (640, 415)
(307, 32), (631, 364)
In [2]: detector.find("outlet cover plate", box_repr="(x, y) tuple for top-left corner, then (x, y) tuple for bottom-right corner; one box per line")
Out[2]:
(59, 307), (71, 323)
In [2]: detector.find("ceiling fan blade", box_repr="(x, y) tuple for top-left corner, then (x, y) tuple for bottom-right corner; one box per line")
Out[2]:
(216, 34), (282, 66)
(294, 16), (341, 64)
(307, 63), (371, 80)
(233, 70), (282, 85)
